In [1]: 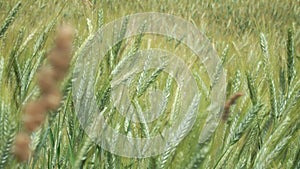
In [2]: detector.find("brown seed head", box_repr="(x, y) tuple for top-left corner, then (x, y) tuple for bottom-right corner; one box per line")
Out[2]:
(41, 89), (62, 110)
(14, 23), (74, 163)
(13, 133), (31, 162)
(222, 92), (244, 121)
(55, 23), (74, 51)
(23, 101), (47, 132)
(37, 67), (57, 93)
(47, 49), (71, 74)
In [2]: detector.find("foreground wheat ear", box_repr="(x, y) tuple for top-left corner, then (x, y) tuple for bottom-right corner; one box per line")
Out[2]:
(13, 23), (75, 162)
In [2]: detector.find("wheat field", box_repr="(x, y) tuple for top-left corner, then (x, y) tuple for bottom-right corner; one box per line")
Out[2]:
(0, 0), (299, 169)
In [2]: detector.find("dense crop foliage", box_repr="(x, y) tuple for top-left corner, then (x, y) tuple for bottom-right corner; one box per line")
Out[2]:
(0, 0), (299, 168)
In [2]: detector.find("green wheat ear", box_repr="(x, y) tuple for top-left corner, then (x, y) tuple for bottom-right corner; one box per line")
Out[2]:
(0, 101), (16, 169)
(287, 28), (295, 87)
(0, 126), (15, 168)
(246, 72), (258, 106)
(0, 1), (21, 39)
(98, 9), (104, 29)
(259, 33), (269, 71)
